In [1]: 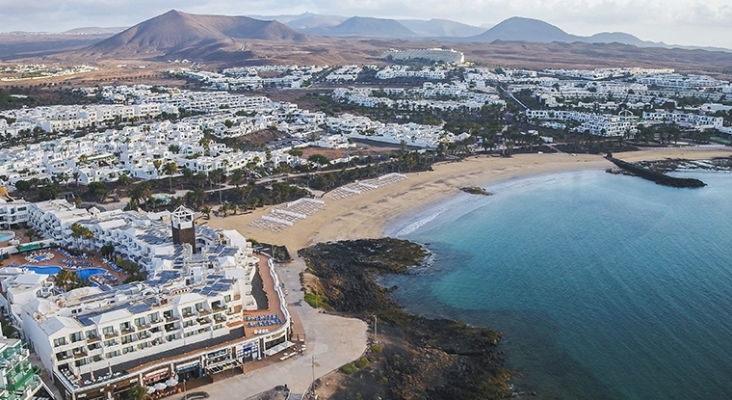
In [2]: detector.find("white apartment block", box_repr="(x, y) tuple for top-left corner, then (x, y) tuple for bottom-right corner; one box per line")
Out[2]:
(636, 74), (728, 89)
(526, 110), (639, 136)
(642, 111), (724, 130)
(7, 203), (291, 400)
(381, 48), (465, 64)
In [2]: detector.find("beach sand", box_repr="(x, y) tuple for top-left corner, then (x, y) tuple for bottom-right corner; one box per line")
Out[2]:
(200, 148), (731, 395)
(208, 148), (732, 251)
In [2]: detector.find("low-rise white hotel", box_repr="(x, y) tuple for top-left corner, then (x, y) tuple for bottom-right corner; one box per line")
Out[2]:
(1, 203), (292, 400)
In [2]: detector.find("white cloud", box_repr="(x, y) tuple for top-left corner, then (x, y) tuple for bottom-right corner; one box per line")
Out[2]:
(0, 0), (730, 48)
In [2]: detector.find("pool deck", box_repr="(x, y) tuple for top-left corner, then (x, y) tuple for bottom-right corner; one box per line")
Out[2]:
(1, 249), (127, 283)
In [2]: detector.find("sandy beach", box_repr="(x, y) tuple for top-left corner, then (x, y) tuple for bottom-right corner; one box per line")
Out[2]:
(208, 148), (732, 250)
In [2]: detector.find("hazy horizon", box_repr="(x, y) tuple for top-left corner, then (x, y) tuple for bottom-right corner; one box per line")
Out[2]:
(1, 0), (731, 49)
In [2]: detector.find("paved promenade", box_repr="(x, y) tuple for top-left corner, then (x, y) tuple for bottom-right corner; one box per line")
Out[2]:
(164, 258), (368, 399)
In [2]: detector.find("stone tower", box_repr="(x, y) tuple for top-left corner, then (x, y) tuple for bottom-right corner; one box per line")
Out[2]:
(171, 206), (196, 253)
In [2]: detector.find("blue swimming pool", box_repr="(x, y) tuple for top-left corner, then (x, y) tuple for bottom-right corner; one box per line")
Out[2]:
(22, 266), (108, 281)
(0, 233), (14, 242)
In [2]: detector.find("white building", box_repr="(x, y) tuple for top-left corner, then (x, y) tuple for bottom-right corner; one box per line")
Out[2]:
(12, 203), (292, 400)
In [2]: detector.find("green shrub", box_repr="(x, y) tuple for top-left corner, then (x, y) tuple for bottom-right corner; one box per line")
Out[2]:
(354, 357), (370, 369)
(340, 363), (358, 375)
(370, 344), (383, 354)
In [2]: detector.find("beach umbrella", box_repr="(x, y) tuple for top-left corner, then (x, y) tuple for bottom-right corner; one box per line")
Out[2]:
(147, 387), (156, 394)
(165, 378), (179, 388)
(154, 382), (167, 391)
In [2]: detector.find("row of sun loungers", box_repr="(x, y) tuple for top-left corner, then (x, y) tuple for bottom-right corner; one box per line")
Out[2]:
(247, 320), (281, 327)
(250, 198), (326, 232)
(328, 173), (407, 200)
(246, 314), (280, 321)
(62, 259), (94, 267)
(55, 248), (92, 259)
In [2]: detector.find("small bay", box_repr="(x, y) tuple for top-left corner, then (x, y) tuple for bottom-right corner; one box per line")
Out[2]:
(386, 170), (732, 399)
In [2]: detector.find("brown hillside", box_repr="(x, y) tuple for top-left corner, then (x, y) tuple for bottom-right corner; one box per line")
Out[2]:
(80, 10), (307, 60)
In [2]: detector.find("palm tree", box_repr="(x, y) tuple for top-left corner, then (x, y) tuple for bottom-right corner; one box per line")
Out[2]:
(229, 169), (244, 188)
(24, 229), (37, 242)
(72, 171), (80, 187)
(200, 205), (212, 220)
(54, 270), (81, 292)
(163, 162), (178, 193)
(152, 159), (162, 178)
(127, 385), (147, 400)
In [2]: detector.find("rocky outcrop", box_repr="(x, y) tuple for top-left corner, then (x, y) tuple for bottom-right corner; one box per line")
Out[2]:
(298, 239), (512, 400)
(605, 154), (706, 188)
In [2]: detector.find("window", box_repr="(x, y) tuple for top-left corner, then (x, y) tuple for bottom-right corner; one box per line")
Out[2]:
(104, 339), (117, 347)
(182, 307), (192, 316)
(120, 322), (132, 332)
(53, 338), (67, 347)
(105, 351), (119, 359)
(122, 346), (134, 355)
(224, 295), (231, 302)
(70, 332), (83, 343)
(102, 326), (115, 336)
(195, 303), (204, 311)
(148, 312), (159, 322)
(75, 359), (87, 367)
(86, 330), (98, 339)
(135, 317), (147, 327)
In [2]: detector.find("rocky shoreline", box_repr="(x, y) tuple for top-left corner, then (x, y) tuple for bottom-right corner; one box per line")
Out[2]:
(605, 155), (706, 188)
(298, 238), (512, 400)
(634, 156), (732, 173)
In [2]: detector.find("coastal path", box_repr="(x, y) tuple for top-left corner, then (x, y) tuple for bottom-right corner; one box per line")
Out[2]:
(164, 258), (368, 399)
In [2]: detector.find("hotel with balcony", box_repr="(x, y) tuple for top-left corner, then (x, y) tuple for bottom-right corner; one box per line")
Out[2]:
(9, 203), (292, 400)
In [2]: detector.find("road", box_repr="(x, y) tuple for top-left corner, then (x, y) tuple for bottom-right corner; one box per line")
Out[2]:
(165, 258), (368, 399)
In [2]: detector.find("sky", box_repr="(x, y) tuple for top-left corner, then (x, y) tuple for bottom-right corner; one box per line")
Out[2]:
(1, 0), (731, 48)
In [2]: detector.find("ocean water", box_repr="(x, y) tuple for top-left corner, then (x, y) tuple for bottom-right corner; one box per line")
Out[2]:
(386, 170), (732, 400)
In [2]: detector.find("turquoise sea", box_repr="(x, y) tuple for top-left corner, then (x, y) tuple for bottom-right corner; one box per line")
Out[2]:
(385, 169), (732, 400)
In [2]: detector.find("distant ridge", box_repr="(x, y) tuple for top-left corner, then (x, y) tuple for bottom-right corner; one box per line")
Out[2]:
(81, 10), (306, 59)
(311, 16), (417, 38)
(470, 17), (579, 43)
(397, 19), (485, 37)
(464, 16), (731, 52)
(64, 27), (127, 35)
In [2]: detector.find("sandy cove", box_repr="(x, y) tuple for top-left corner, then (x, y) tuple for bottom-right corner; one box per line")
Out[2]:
(207, 148), (732, 250)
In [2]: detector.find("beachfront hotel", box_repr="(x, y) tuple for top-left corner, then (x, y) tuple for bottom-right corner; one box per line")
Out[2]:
(0, 202), (292, 400)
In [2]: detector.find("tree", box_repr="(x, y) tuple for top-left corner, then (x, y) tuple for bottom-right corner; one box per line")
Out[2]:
(24, 229), (37, 242)
(126, 385), (147, 400)
(307, 154), (330, 169)
(229, 168), (245, 188)
(152, 159), (162, 177)
(163, 162), (178, 192)
(288, 148), (303, 158)
(14, 180), (31, 192)
(72, 171), (80, 187)
(200, 205), (212, 220)
(54, 269), (81, 292)
(168, 144), (181, 154)
(101, 243), (115, 259)
(87, 181), (109, 203)
(117, 174), (132, 188)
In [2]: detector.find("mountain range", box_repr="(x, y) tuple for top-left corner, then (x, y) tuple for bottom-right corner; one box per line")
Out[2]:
(1, 10), (730, 65)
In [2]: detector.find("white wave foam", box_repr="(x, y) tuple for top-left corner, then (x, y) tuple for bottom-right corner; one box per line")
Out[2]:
(394, 210), (444, 237)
